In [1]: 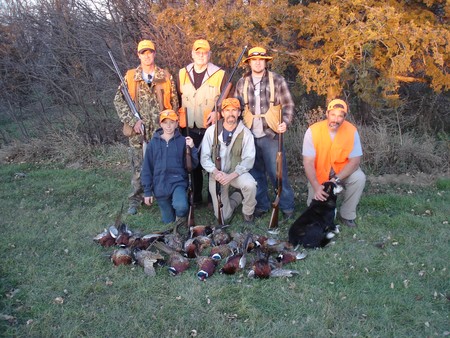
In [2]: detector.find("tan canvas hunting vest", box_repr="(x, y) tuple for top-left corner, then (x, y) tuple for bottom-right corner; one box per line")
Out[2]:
(242, 71), (282, 132)
(179, 66), (225, 129)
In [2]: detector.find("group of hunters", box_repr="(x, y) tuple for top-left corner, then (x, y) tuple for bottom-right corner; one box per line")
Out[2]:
(113, 39), (366, 228)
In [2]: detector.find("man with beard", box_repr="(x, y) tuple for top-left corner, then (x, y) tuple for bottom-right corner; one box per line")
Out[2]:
(200, 98), (257, 224)
(302, 99), (366, 227)
(235, 46), (296, 220)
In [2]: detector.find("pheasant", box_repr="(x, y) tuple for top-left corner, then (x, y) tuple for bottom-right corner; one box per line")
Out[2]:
(153, 241), (190, 276)
(111, 248), (132, 266)
(196, 256), (218, 281)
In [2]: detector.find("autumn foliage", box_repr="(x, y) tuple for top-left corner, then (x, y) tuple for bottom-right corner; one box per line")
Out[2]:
(0, 0), (448, 144)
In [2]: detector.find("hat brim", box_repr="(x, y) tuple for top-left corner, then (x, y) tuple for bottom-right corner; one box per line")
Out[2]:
(160, 117), (178, 122)
(243, 55), (273, 63)
(138, 48), (155, 53)
(222, 104), (240, 110)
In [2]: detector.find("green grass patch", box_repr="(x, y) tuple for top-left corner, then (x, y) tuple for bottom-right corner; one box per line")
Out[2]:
(0, 164), (449, 337)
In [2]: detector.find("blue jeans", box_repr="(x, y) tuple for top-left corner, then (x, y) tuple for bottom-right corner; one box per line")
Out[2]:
(156, 185), (189, 224)
(250, 135), (295, 213)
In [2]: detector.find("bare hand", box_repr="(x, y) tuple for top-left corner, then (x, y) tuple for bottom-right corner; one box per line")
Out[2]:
(185, 136), (194, 148)
(134, 120), (144, 134)
(207, 111), (219, 126)
(144, 196), (154, 206)
(214, 170), (236, 186)
(277, 122), (287, 134)
(313, 185), (329, 201)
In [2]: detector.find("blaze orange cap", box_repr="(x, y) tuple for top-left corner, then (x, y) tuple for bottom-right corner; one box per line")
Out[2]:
(137, 40), (155, 53)
(222, 98), (241, 110)
(159, 109), (179, 123)
(193, 39), (210, 52)
(327, 99), (348, 114)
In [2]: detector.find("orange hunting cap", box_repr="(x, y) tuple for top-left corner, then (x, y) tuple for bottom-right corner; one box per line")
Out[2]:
(137, 40), (155, 53)
(327, 99), (348, 114)
(243, 47), (273, 63)
(193, 39), (210, 52)
(222, 98), (241, 110)
(159, 109), (179, 123)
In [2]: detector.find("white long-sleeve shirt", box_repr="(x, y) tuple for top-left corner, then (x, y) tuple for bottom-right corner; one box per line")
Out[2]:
(201, 120), (255, 176)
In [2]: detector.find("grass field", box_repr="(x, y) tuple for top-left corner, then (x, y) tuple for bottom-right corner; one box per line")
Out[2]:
(0, 163), (448, 337)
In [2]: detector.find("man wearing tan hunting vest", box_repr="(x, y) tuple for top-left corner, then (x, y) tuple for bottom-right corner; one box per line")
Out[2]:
(235, 46), (296, 220)
(114, 39), (178, 215)
(303, 99), (366, 227)
(177, 39), (226, 207)
(200, 98), (257, 224)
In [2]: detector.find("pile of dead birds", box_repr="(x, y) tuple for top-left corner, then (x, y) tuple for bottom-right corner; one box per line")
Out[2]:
(93, 217), (307, 280)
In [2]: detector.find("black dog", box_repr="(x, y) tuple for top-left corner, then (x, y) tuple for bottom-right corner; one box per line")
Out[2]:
(288, 181), (343, 249)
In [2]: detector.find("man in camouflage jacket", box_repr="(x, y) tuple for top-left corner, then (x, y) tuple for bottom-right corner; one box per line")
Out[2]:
(114, 39), (179, 215)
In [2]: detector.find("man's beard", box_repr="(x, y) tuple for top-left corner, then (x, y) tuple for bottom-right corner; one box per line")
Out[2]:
(328, 122), (341, 129)
(226, 116), (237, 124)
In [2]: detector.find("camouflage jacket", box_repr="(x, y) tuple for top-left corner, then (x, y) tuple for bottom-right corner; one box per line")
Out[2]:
(114, 65), (179, 148)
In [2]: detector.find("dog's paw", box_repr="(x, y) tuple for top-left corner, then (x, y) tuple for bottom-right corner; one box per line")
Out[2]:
(326, 232), (336, 239)
(333, 225), (340, 234)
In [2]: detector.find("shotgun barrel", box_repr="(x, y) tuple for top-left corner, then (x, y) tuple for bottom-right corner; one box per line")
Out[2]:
(268, 108), (283, 231)
(213, 46), (248, 226)
(108, 50), (147, 143)
(185, 111), (195, 227)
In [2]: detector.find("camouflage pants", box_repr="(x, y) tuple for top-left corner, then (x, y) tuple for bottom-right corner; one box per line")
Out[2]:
(128, 146), (144, 208)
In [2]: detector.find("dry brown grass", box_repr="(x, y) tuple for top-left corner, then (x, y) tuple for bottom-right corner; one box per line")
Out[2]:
(1, 117), (448, 177)
(360, 125), (448, 174)
(0, 130), (129, 169)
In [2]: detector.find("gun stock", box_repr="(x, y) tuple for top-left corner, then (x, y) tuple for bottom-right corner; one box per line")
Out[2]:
(216, 82), (232, 111)
(214, 46), (248, 115)
(268, 151), (283, 230)
(269, 195), (280, 230)
(108, 50), (147, 142)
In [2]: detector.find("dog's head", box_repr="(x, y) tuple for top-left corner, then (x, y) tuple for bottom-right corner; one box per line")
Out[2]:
(323, 181), (343, 197)
(310, 181), (343, 209)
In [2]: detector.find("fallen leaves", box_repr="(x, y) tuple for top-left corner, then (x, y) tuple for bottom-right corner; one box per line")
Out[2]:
(0, 314), (17, 325)
(5, 288), (19, 299)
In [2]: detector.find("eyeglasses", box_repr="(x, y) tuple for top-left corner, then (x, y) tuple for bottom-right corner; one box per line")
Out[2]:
(249, 52), (267, 57)
(139, 50), (155, 55)
(194, 51), (209, 56)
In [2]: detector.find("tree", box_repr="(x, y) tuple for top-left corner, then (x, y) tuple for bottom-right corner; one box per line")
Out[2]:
(291, 0), (449, 107)
(0, 0), (448, 147)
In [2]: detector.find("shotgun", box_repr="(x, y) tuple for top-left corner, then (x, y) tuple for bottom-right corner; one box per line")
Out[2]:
(185, 111), (195, 227)
(213, 45), (248, 226)
(214, 119), (225, 227)
(268, 108), (283, 231)
(108, 50), (147, 144)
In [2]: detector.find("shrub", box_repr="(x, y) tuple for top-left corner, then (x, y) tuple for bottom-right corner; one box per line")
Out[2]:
(1, 117), (448, 176)
(0, 130), (129, 169)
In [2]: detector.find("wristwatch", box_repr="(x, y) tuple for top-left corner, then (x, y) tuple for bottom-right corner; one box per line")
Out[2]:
(333, 176), (341, 184)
